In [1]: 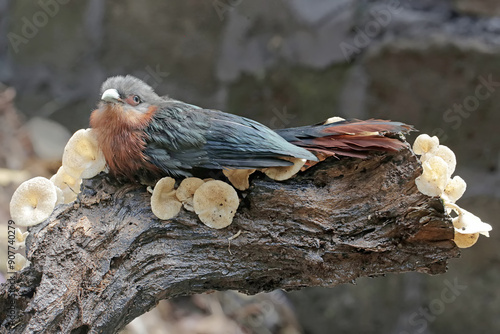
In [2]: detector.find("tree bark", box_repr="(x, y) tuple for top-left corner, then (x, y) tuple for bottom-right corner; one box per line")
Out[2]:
(0, 148), (459, 334)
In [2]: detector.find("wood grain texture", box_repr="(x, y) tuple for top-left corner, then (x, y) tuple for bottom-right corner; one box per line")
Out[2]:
(0, 148), (459, 334)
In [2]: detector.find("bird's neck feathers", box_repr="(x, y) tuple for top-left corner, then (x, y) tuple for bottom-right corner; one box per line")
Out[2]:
(90, 103), (158, 130)
(89, 103), (159, 180)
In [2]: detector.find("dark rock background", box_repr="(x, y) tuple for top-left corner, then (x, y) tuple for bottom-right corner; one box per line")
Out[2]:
(1, 0), (499, 333)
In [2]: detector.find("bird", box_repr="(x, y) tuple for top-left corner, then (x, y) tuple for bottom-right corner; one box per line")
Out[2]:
(90, 75), (413, 183)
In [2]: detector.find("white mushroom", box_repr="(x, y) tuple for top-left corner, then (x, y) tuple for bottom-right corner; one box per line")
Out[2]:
(262, 158), (306, 181)
(13, 228), (29, 250)
(421, 145), (456, 178)
(415, 156), (449, 196)
(151, 177), (182, 220)
(175, 177), (205, 212)
(50, 166), (82, 204)
(324, 116), (345, 124)
(10, 177), (58, 226)
(223, 168), (256, 191)
(193, 180), (239, 229)
(55, 186), (65, 205)
(412, 134), (439, 155)
(62, 128), (106, 179)
(453, 211), (492, 237)
(442, 175), (466, 203)
(446, 203), (492, 237)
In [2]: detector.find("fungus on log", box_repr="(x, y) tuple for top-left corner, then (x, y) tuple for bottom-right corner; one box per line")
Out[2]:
(0, 148), (459, 334)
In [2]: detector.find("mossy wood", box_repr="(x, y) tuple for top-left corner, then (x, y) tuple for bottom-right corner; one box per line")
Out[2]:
(0, 148), (459, 334)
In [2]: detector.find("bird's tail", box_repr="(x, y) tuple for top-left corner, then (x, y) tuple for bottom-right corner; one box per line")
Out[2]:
(275, 118), (414, 166)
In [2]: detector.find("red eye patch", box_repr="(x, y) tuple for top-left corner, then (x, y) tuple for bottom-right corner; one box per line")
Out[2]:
(125, 95), (141, 106)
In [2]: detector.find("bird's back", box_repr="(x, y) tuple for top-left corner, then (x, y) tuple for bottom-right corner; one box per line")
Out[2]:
(143, 102), (317, 177)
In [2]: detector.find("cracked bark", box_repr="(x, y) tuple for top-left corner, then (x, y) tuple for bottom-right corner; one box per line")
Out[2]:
(0, 148), (460, 334)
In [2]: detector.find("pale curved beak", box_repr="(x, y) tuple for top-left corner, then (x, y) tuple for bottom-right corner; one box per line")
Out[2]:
(101, 89), (121, 102)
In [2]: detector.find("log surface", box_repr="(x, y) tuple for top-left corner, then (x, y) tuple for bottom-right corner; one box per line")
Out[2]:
(0, 148), (459, 334)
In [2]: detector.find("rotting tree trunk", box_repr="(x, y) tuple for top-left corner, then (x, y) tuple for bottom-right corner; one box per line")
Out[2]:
(0, 148), (459, 334)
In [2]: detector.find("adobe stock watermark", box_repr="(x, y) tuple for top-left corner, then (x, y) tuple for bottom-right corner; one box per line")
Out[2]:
(7, 0), (71, 54)
(340, 0), (402, 62)
(213, 0), (243, 21)
(432, 74), (500, 143)
(141, 65), (170, 90)
(400, 278), (467, 334)
(268, 106), (296, 129)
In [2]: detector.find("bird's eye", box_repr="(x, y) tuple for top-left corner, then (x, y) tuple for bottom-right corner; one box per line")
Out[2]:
(125, 95), (142, 106)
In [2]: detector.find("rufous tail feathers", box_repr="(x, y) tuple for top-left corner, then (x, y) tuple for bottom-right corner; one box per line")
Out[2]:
(275, 119), (414, 167)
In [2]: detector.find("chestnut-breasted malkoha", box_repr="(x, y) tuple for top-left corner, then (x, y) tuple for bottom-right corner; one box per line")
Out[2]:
(90, 75), (412, 182)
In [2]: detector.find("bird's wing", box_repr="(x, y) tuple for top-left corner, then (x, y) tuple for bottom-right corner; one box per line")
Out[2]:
(200, 109), (316, 166)
(143, 104), (211, 177)
(143, 104), (316, 176)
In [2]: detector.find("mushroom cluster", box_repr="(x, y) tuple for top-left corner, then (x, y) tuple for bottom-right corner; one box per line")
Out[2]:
(53, 128), (106, 203)
(150, 177), (240, 229)
(49, 128), (106, 205)
(412, 134), (492, 248)
(9, 128), (107, 229)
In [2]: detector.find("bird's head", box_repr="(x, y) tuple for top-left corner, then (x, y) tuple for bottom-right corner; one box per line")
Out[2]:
(99, 75), (164, 115)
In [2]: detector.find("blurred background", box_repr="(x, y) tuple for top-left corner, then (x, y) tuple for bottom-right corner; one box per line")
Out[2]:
(1, 0), (499, 333)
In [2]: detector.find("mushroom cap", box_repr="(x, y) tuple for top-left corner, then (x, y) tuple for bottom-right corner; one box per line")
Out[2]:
(421, 145), (456, 178)
(13, 228), (29, 250)
(193, 180), (239, 229)
(50, 166), (82, 204)
(10, 176), (57, 226)
(413, 134), (439, 155)
(324, 116), (345, 124)
(15, 228), (29, 242)
(151, 177), (182, 220)
(176, 177), (205, 212)
(62, 128), (106, 179)
(55, 186), (65, 205)
(442, 175), (466, 203)
(452, 209), (492, 236)
(223, 168), (256, 191)
(415, 156), (448, 196)
(262, 158), (306, 181)
(446, 202), (492, 237)
(453, 231), (479, 248)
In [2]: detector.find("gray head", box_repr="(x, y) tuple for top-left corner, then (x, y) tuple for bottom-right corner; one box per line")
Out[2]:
(99, 75), (164, 114)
